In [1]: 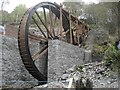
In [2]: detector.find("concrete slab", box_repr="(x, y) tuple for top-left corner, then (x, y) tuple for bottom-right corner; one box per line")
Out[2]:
(48, 40), (85, 82)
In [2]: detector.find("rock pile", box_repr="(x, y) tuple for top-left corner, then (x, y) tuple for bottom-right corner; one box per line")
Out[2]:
(2, 36), (38, 89)
(34, 61), (118, 89)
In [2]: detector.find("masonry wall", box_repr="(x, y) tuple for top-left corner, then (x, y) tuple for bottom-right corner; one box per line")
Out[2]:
(48, 40), (90, 82)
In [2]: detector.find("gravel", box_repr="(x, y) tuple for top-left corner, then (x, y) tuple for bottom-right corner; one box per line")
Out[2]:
(2, 36), (38, 89)
(33, 62), (118, 89)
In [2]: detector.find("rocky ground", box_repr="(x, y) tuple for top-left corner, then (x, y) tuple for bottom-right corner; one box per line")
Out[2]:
(1, 25), (119, 89)
(33, 61), (118, 89)
(1, 35), (118, 89)
(2, 35), (38, 89)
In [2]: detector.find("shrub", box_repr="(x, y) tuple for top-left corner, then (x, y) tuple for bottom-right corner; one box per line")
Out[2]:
(103, 44), (120, 71)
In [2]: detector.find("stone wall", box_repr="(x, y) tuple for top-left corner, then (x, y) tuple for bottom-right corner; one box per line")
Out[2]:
(48, 40), (91, 82)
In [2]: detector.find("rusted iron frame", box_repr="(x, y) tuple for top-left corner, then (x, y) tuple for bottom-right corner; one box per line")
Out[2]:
(49, 5), (55, 37)
(54, 2), (90, 40)
(35, 11), (53, 39)
(54, 2), (91, 31)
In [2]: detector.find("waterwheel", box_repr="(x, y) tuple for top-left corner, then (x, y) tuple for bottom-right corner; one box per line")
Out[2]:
(18, 2), (70, 84)
(18, 2), (90, 85)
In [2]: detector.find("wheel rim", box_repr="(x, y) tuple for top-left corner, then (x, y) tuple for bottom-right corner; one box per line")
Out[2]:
(18, 2), (69, 84)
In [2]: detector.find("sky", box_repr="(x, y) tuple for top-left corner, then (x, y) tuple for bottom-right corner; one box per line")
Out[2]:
(1, 0), (64, 13)
(1, 0), (100, 13)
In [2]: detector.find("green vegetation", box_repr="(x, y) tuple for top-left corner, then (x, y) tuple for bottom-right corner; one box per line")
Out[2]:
(103, 44), (120, 71)
(63, 1), (119, 36)
(93, 44), (108, 56)
(92, 41), (120, 72)
(63, 1), (120, 72)
(10, 4), (27, 22)
(1, 4), (27, 25)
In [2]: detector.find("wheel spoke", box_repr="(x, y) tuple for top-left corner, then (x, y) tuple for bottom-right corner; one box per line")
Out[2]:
(43, 8), (47, 27)
(32, 16), (47, 38)
(54, 15), (57, 26)
(49, 6), (53, 35)
(43, 7), (49, 37)
(62, 29), (69, 36)
(32, 45), (48, 61)
(35, 11), (53, 39)
(29, 32), (48, 41)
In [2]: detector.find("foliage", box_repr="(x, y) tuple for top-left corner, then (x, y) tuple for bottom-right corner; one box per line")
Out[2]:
(103, 44), (120, 71)
(92, 41), (110, 62)
(63, 0), (84, 16)
(93, 44), (108, 56)
(83, 3), (107, 25)
(84, 2), (118, 35)
(0, 10), (11, 25)
(92, 41), (120, 72)
(10, 4), (27, 22)
(1, 4), (27, 24)
(63, 1), (119, 35)
(89, 24), (99, 29)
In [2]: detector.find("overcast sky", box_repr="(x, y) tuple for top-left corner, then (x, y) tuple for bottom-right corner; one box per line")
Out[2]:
(1, 0), (64, 13)
(1, 0), (100, 13)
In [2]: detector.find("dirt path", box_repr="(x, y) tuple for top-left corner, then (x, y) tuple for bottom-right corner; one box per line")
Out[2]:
(5, 24), (18, 38)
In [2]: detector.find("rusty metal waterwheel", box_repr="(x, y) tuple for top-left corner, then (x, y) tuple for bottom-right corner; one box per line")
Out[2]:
(18, 2), (90, 85)
(18, 2), (70, 84)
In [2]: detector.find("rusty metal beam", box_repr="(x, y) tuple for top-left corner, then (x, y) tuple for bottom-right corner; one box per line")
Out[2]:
(49, 5), (55, 37)
(69, 13), (73, 44)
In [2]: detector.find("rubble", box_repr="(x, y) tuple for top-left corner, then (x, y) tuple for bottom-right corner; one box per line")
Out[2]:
(33, 62), (118, 89)
(1, 36), (118, 89)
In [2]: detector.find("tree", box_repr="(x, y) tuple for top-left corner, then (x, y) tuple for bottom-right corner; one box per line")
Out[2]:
(0, 10), (10, 25)
(1, 0), (9, 10)
(83, 2), (119, 36)
(10, 4), (27, 23)
(0, 0), (9, 25)
(83, 3), (108, 26)
(63, 0), (84, 16)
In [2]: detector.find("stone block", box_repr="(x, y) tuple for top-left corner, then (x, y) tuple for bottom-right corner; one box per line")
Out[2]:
(48, 40), (84, 82)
